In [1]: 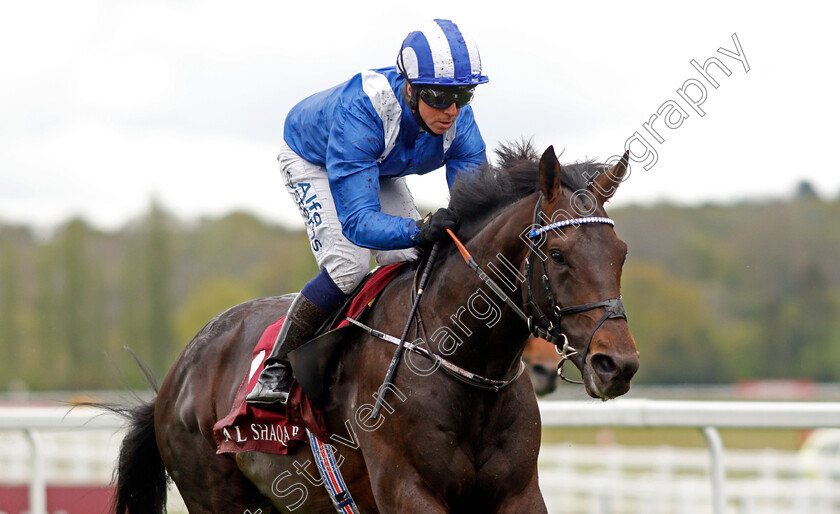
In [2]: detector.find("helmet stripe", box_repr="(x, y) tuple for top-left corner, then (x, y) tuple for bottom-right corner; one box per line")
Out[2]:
(423, 20), (455, 79)
(463, 35), (482, 77)
(397, 19), (488, 85)
(403, 31), (434, 80)
(398, 46), (419, 80)
(435, 19), (472, 82)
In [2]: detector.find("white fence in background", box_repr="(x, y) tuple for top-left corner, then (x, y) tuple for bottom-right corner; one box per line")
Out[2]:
(539, 443), (840, 513)
(0, 407), (188, 514)
(1, 400), (840, 514)
(539, 401), (840, 514)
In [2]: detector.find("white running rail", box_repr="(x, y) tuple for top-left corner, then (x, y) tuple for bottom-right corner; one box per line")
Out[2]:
(2, 400), (840, 514)
(540, 400), (840, 514)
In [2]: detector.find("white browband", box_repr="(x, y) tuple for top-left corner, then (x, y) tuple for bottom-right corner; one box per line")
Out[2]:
(529, 217), (615, 238)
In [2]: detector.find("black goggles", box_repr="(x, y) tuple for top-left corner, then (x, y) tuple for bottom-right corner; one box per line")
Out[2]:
(417, 87), (475, 109)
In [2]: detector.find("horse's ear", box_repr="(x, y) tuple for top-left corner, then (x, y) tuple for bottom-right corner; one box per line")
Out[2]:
(539, 146), (562, 201)
(591, 150), (629, 202)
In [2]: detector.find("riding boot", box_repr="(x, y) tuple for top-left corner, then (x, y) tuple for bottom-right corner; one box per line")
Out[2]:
(246, 294), (331, 408)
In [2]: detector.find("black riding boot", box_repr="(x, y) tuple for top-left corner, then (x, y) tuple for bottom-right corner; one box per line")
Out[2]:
(246, 294), (331, 408)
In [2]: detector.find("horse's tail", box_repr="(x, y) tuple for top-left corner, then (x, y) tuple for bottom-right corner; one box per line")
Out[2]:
(110, 398), (168, 514)
(91, 349), (167, 513)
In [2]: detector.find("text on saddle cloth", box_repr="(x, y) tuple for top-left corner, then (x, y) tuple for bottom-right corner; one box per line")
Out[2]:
(212, 262), (407, 455)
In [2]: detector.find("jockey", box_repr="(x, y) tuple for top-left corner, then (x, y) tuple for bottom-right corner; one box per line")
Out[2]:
(247, 19), (490, 408)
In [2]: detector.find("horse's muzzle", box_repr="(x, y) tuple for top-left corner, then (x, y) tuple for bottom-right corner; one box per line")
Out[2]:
(527, 363), (559, 397)
(584, 344), (639, 400)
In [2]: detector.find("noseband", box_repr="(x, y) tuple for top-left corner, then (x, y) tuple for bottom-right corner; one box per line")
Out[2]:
(524, 193), (627, 383)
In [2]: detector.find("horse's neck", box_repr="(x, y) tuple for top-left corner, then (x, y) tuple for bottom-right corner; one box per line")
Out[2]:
(422, 197), (535, 379)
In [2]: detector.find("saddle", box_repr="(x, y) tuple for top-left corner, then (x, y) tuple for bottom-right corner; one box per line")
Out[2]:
(212, 263), (407, 455)
(288, 262), (407, 406)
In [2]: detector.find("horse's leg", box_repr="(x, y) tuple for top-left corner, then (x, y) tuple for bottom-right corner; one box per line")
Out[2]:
(157, 416), (276, 514)
(493, 473), (548, 514)
(365, 443), (542, 513)
(236, 449), (337, 513)
(369, 468), (450, 513)
(355, 444), (448, 513)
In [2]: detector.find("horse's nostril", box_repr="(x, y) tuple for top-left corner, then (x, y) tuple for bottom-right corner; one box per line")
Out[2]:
(591, 354), (617, 377)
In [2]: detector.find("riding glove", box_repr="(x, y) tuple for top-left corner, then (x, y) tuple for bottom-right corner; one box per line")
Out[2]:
(415, 208), (460, 245)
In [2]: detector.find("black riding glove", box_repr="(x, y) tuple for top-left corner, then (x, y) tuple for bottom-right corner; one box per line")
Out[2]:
(415, 208), (460, 246)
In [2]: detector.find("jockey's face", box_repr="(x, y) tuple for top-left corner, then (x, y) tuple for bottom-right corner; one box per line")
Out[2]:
(408, 84), (460, 135)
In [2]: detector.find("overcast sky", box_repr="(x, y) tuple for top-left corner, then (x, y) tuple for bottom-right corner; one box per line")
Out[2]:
(1, 0), (838, 231)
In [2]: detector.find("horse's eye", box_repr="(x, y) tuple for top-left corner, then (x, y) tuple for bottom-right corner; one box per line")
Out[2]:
(550, 250), (567, 265)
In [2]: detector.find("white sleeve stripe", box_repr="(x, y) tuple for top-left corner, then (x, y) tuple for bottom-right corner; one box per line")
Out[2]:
(361, 70), (402, 162)
(423, 21), (455, 79)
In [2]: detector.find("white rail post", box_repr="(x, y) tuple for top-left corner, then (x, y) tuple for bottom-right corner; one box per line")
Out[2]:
(702, 426), (726, 514)
(24, 428), (47, 514)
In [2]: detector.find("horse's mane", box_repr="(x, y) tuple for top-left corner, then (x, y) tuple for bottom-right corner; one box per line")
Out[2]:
(449, 139), (607, 241)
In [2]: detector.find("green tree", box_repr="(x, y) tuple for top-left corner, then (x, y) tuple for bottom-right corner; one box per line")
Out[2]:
(119, 225), (147, 386)
(0, 231), (21, 386)
(622, 262), (722, 383)
(53, 219), (107, 388)
(32, 238), (61, 389)
(58, 220), (87, 384)
(175, 276), (259, 346)
(116, 201), (178, 386)
(761, 262), (836, 379)
(144, 201), (176, 378)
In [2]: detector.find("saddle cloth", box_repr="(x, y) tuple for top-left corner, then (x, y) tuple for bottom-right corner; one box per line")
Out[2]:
(213, 262), (406, 454)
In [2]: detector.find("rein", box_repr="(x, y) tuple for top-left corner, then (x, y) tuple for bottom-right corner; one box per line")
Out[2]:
(371, 240), (443, 420)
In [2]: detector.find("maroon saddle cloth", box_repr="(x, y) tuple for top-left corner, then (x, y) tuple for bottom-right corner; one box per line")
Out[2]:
(213, 262), (406, 454)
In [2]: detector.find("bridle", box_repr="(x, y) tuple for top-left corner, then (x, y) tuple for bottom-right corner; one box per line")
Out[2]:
(523, 193), (627, 383)
(359, 192), (628, 394)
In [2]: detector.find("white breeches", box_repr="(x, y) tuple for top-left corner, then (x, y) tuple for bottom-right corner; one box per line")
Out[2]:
(278, 141), (421, 294)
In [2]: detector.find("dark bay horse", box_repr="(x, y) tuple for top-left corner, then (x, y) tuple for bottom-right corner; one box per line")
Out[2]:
(113, 145), (639, 513)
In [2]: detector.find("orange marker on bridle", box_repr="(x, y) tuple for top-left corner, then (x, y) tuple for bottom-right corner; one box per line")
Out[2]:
(447, 228), (472, 262)
(446, 228), (531, 325)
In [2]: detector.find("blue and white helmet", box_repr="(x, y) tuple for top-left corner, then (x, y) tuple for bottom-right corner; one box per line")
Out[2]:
(397, 19), (489, 87)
